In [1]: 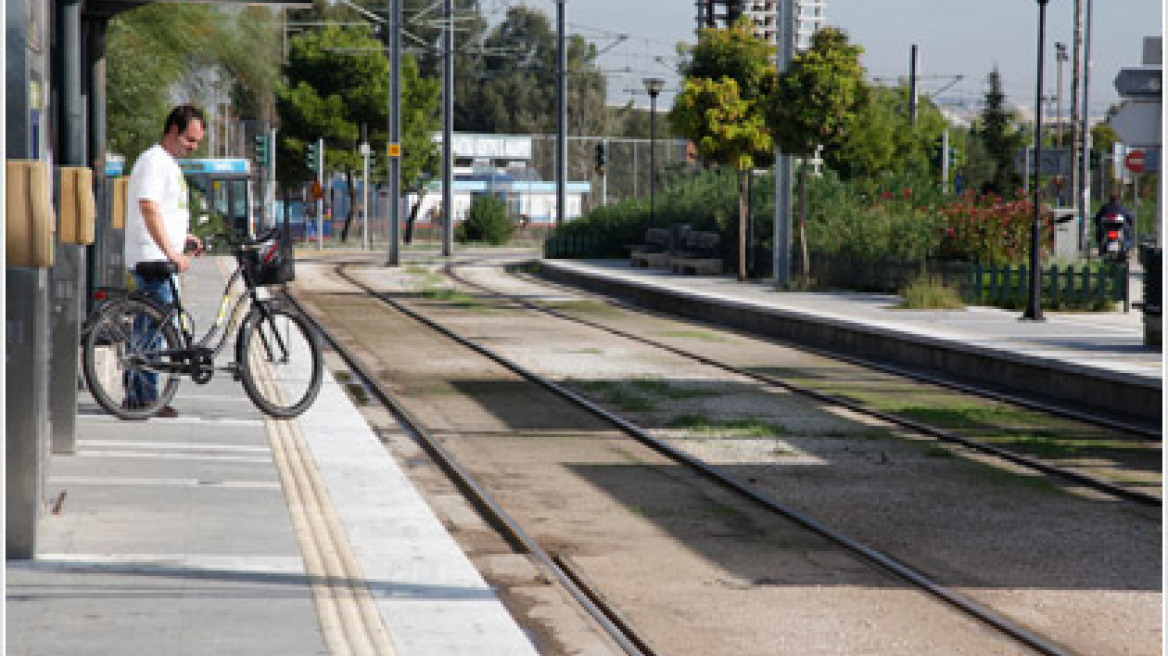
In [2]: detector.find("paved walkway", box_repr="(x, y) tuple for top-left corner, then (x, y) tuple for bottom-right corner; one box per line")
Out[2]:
(7, 256), (537, 656)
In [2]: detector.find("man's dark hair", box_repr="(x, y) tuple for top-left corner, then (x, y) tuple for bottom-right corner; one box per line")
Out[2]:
(163, 104), (205, 136)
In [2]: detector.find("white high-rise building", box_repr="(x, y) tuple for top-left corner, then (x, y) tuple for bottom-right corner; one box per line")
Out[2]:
(697, 1), (826, 52)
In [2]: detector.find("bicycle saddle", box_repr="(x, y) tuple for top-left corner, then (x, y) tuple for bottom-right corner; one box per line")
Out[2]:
(134, 260), (178, 279)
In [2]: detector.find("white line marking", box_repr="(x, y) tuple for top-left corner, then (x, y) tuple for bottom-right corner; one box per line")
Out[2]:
(78, 440), (271, 454)
(74, 450), (272, 464)
(52, 475), (281, 489)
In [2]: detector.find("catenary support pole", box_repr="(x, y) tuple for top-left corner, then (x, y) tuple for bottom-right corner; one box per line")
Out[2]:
(773, 0), (795, 287)
(387, 0), (402, 265)
(1077, 0), (1094, 246)
(555, 0), (566, 227)
(441, 0), (454, 256)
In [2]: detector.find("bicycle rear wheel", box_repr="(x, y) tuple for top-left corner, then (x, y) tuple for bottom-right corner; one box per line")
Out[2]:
(82, 297), (182, 420)
(237, 305), (322, 418)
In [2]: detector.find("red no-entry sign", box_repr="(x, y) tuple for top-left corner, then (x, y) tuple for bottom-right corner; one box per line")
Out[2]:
(1125, 150), (1146, 173)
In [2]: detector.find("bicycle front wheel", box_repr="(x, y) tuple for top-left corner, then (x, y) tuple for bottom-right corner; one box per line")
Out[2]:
(82, 297), (182, 420)
(237, 305), (323, 418)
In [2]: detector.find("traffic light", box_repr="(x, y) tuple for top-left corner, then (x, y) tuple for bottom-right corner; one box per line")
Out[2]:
(594, 142), (607, 175)
(305, 142), (318, 172)
(252, 133), (269, 168)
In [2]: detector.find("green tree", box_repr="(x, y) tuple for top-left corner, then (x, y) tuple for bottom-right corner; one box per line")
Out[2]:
(276, 25), (440, 241)
(107, 4), (217, 160)
(768, 27), (865, 159)
(456, 6), (606, 137)
(671, 19), (775, 280)
(973, 67), (1025, 194)
(767, 27), (865, 276)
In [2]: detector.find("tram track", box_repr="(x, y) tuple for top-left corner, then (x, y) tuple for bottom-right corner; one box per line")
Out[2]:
(284, 260), (1137, 656)
(439, 257), (1160, 507)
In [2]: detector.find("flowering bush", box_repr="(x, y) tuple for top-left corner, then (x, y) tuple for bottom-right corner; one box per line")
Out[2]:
(936, 190), (1052, 264)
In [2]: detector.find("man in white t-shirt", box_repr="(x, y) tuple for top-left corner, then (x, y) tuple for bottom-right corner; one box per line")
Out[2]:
(122, 104), (206, 417)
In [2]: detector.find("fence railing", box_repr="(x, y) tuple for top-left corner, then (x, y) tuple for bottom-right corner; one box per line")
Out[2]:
(545, 238), (1130, 311)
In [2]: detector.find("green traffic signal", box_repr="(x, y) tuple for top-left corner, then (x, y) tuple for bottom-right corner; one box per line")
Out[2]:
(253, 134), (269, 167)
(305, 142), (318, 171)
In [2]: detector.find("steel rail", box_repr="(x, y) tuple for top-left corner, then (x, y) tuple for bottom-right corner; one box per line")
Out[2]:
(332, 264), (1083, 656)
(442, 260), (1160, 507)
(282, 287), (657, 656)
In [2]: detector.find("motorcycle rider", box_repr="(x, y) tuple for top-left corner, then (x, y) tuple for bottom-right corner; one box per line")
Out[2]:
(1093, 193), (1134, 257)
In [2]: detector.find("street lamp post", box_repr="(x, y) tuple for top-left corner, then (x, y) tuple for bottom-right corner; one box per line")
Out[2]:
(643, 77), (665, 228)
(1023, 0), (1049, 321)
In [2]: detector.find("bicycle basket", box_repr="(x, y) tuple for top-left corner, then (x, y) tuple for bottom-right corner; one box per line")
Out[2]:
(246, 237), (295, 286)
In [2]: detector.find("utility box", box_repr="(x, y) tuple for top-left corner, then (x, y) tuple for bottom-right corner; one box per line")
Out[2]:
(1052, 209), (1082, 259)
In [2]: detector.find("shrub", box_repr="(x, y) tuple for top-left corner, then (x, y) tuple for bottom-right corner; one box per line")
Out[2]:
(456, 194), (515, 245)
(936, 190), (1052, 264)
(898, 274), (965, 309)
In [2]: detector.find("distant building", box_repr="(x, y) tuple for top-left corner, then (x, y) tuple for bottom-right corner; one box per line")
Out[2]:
(695, 0), (826, 52)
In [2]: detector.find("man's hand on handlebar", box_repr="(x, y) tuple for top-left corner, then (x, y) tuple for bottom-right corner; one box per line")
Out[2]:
(184, 235), (205, 256)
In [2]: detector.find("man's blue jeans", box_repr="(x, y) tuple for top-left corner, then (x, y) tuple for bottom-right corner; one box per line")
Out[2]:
(124, 272), (176, 406)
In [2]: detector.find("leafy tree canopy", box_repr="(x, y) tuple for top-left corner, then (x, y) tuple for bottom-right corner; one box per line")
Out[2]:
(276, 25), (440, 188)
(680, 17), (776, 103)
(769, 27), (866, 158)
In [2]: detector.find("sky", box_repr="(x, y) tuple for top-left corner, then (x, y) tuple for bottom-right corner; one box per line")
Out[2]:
(506, 0), (1163, 117)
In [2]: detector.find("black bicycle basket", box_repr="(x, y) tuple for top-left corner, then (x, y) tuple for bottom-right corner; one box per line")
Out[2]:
(246, 236), (295, 286)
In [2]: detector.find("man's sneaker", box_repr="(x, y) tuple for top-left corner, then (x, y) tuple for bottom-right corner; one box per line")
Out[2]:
(155, 405), (179, 419)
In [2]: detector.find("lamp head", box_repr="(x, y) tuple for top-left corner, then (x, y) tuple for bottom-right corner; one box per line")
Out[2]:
(642, 77), (665, 98)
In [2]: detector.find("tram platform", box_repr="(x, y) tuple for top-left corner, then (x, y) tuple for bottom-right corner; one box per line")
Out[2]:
(535, 258), (1163, 425)
(6, 256), (539, 656)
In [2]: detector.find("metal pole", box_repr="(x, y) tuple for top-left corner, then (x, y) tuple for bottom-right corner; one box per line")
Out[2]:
(649, 94), (657, 227)
(441, 0), (454, 256)
(387, 0), (402, 264)
(1071, 0), (1083, 246)
(555, 0), (566, 227)
(1023, 0), (1048, 321)
(317, 137), (324, 251)
(909, 44), (918, 125)
(601, 137), (608, 206)
(269, 126), (277, 227)
(362, 143), (371, 252)
(1078, 0), (1094, 237)
(773, 0), (795, 287)
(941, 127), (950, 194)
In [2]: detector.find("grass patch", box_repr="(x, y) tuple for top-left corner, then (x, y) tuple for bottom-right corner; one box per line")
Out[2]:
(897, 275), (965, 310)
(629, 378), (718, 399)
(419, 287), (490, 310)
(539, 299), (621, 315)
(344, 383), (370, 406)
(570, 379), (656, 412)
(667, 414), (787, 438)
(925, 445), (954, 458)
(654, 330), (730, 343)
(333, 370), (351, 382)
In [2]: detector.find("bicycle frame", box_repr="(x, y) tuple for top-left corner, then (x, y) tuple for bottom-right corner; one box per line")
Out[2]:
(121, 256), (278, 378)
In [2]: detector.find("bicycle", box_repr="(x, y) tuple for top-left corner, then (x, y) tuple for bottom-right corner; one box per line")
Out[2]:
(81, 228), (323, 420)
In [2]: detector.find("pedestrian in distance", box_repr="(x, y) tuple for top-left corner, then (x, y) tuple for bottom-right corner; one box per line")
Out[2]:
(122, 104), (207, 418)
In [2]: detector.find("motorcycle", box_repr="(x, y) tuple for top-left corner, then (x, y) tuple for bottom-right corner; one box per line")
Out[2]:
(1097, 214), (1130, 262)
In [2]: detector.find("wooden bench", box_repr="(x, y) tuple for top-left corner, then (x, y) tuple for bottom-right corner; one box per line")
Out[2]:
(629, 227), (672, 268)
(670, 231), (723, 275)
